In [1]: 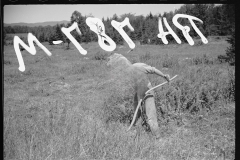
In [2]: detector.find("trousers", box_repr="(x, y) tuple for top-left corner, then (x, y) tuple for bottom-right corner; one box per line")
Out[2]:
(133, 82), (159, 134)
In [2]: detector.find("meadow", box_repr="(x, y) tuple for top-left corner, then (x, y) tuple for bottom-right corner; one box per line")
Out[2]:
(4, 36), (235, 160)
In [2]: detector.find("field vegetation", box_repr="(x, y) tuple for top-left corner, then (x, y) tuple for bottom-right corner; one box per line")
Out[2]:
(4, 35), (235, 160)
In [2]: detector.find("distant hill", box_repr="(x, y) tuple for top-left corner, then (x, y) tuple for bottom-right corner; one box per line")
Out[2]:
(4, 20), (70, 27)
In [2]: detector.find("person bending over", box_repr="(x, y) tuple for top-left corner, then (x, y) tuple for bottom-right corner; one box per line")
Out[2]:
(107, 53), (170, 136)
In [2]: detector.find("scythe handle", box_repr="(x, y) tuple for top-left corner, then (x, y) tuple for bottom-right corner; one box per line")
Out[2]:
(127, 99), (142, 131)
(145, 75), (178, 94)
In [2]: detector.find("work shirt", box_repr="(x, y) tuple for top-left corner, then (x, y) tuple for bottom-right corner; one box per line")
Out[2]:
(107, 53), (155, 98)
(133, 63), (160, 75)
(107, 54), (159, 75)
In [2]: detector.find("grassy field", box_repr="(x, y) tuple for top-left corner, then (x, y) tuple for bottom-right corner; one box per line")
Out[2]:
(4, 36), (235, 160)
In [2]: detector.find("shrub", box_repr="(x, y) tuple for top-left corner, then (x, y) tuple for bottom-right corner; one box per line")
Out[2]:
(92, 51), (109, 61)
(4, 60), (11, 65)
(70, 63), (89, 75)
(191, 54), (214, 65)
(218, 29), (235, 66)
(222, 67), (235, 102)
(162, 54), (179, 68)
(140, 52), (151, 62)
(195, 40), (204, 46)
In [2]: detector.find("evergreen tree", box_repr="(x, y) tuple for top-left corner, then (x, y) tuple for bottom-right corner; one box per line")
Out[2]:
(48, 33), (55, 45)
(218, 28), (235, 65)
(146, 12), (153, 20)
(64, 23), (72, 49)
(226, 29), (235, 65)
(39, 32), (45, 42)
(112, 14), (118, 21)
(129, 31), (137, 41)
(216, 4), (235, 65)
(70, 11), (87, 43)
(55, 24), (64, 43)
(192, 4), (210, 37)
(110, 14), (124, 45)
(120, 13), (136, 21)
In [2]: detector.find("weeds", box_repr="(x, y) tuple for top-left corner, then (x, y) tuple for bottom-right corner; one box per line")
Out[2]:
(162, 54), (180, 69)
(191, 54), (215, 65)
(4, 38), (235, 160)
(92, 51), (109, 61)
(194, 40), (204, 46)
(140, 52), (151, 62)
(4, 60), (11, 65)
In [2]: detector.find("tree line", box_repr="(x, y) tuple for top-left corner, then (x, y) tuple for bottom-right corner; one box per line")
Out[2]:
(4, 4), (234, 46)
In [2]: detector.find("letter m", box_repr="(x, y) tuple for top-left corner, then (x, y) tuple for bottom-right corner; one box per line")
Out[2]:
(13, 33), (52, 72)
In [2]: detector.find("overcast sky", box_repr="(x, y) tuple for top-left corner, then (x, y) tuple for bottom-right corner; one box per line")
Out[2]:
(4, 4), (184, 23)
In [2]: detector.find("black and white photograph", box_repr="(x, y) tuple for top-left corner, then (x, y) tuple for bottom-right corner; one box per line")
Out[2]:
(3, 3), (235, 160)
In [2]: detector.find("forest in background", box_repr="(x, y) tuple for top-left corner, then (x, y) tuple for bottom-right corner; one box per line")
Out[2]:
(4, 4), (235, 45)
(4, 4), (235, 65)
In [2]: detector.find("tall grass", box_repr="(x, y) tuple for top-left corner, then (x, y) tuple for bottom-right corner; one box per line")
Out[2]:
(4, 38), (235, 160)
